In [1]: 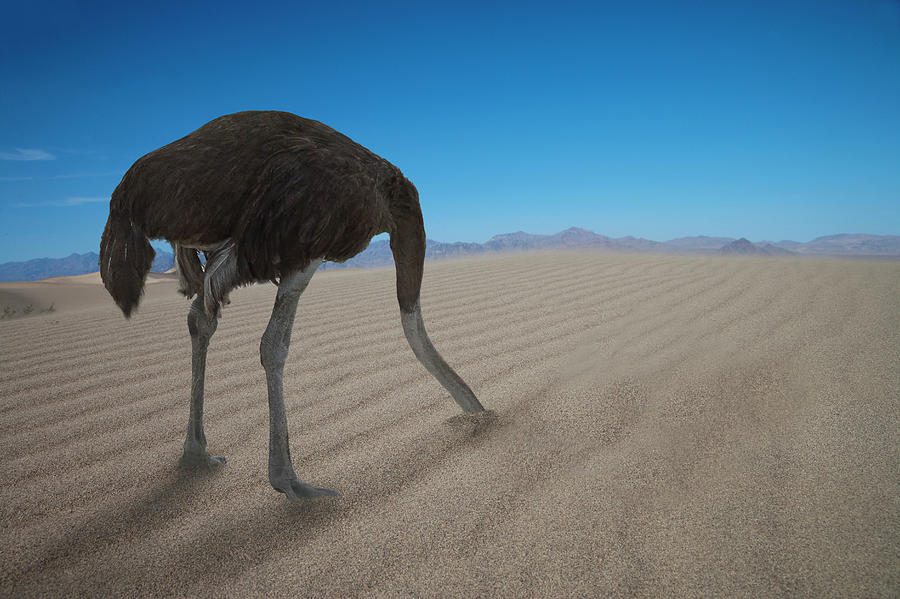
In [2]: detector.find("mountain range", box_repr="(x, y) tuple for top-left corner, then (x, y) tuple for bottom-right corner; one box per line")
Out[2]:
(0, 252), (174, 282)
(1, 228), (898, 282)
(717, 238), (797, 256)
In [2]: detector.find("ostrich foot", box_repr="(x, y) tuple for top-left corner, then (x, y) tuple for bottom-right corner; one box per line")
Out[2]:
(271, 476), (341, 500)
(178, 452), (227, 469)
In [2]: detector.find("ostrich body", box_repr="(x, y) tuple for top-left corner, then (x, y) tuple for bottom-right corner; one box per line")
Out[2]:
(99, 111), (484, 499)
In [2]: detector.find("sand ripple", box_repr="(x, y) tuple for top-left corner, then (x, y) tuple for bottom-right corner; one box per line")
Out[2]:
(1, 252), (897, 597)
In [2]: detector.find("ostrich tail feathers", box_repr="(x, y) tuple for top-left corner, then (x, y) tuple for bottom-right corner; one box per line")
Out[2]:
(99, 213), (155, 318)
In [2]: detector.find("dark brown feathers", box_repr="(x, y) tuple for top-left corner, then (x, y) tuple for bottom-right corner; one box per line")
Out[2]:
(99, 213), (155, 317)
(102, 111), (427, 316)
(111, 111), (403, 285)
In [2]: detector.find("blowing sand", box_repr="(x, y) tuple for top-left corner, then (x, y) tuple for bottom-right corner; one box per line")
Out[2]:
(0, 252), (897, 597)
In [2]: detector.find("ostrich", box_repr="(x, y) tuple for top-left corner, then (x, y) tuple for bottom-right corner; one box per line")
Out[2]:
(99, 111), (484, 499)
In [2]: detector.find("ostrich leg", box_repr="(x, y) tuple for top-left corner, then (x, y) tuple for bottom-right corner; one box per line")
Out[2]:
(179, 295), (227, 468)
(260, 258), (339, 499)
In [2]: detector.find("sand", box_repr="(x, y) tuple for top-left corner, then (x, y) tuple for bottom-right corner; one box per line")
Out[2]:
(0, 271), (174, 317)
(0, 251), (897, 597)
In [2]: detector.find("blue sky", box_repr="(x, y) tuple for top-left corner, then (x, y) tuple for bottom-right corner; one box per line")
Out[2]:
(1, 0), (898, 262)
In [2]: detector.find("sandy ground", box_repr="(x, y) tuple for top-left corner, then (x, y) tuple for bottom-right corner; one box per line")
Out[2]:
(0, 252), (897, 597)
(0, 271), (174, 317)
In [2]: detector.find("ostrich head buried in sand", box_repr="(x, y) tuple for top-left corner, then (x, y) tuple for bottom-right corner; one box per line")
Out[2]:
(99, 111), (485, 500)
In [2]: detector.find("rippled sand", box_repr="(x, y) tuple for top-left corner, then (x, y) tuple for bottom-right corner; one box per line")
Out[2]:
(1, 252), (897, 597)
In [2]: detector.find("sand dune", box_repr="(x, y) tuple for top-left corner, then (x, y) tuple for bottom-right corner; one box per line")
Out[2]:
(0, 271), (175, 317)
(0, 252), (897, 597)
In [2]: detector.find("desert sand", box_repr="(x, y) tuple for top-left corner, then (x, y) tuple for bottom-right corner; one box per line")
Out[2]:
(0, 271), (174, 317)
(0, 251), (897, 597)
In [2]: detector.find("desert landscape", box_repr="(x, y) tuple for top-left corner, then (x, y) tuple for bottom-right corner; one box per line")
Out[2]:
(0, 251), (897, 597)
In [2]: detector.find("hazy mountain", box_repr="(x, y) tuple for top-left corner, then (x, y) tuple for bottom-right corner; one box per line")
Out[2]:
(718, 238), (797, 256)
(759, 243), (796, 256)
(718, 238), (758, 255)
(322, 227), (618, 270)
(612, 235), (668, 251)
(319, 238), (487, 270)
(0, 250), (174, 282)
(550, 227), (615, 248)
(665, 236), (736, 251)
(483, 231), (555, 250)
(781, 234), (900, 255)
(0, 252), (102, 282)
(758, 239), (804, 250)
(151, 251), (175, 272)
(483, 227), (614, 250)
(2, 231), (898, 282)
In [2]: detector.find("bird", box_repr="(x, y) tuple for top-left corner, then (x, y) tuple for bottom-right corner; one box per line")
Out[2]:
(99, 110), (484, 499)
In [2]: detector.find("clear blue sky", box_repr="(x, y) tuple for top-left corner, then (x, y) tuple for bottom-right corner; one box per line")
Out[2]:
(1, 0), (898, 262)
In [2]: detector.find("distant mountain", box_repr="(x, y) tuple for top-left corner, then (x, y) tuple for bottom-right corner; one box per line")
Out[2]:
(482, 231), (553, 250)
(759, 243), (796, 256)
(550, 227), (616, 248)
(782, 234), (900, 256)
(322, 229), (898, 270)
(718, 238), (796, 256)
(664, 236), (736, 251)
(485, 227), (614, 250)
(321, 227), (619, 270)
(151, 251), (174, 272)
(0, 250), (174, 282)
(1, 230), (897, 282)
(0, 252), (102, 282)
(718, 238), (757, 255)
(612, 235), (668, 251)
